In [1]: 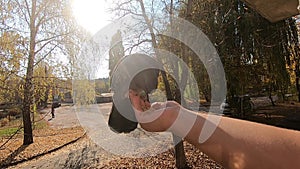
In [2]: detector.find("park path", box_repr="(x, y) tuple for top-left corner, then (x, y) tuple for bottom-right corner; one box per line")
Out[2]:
(9, 102), (172, 168)
(42, 96), (276, 129)
(37, 102), (113, 128)
(39, 103), (83, 128)
(7, 103), (116, 169)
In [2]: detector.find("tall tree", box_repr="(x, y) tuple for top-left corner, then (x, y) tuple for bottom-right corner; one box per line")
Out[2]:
(112, 0), (191, 167)
(109, 30), (125, 77)
(0, 31), (25, 105)
(32, 62), (56, 108)
(185, 0), (293, 103)
(285, 18), (300, 101)
(1, 0), (83, 145)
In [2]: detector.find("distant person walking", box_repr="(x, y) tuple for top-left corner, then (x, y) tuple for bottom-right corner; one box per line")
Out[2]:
(51, 102), (55, 118)
(51, 96), (61, 118)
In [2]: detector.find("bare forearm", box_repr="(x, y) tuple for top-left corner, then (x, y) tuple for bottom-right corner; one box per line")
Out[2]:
(181, 110), (300, 169)
(138, 102), (300, 169)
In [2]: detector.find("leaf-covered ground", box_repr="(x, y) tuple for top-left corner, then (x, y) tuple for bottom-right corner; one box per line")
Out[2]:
(1, 101), (299, 168)
(4, 134), (223, 169)
(0, 104), (224, 168)
(0, 127), (85, 168)
(102, 141), (223, 169)
(0, 124), (223, 168)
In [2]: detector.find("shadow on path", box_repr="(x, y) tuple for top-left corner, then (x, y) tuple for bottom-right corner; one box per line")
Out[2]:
(0, 145), (28, 167)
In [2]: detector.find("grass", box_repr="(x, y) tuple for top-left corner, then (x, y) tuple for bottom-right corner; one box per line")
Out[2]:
(33, 120), (48, 130)
(0, 113), (49, 138)
(0, 127), (22, 137)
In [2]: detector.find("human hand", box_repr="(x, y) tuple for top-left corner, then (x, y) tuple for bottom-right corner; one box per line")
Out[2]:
(129, 89), (151, 112)
(129, 90), (180, 132)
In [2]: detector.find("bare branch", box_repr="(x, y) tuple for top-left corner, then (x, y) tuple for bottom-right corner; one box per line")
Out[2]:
(126, 39), (152, 53)
(24, 0), (31, 21)
(116, 0), (134, 8)
(138, 0), (158, 48)
(35, 32), (70, 45)
(35, 0), (51, 18)
(36, 13), (63, 29)
(114, 7), (143, 17)
(34, 40), (53, 55)
(14, 0), (30, 26)
(34, 43), (59, 67)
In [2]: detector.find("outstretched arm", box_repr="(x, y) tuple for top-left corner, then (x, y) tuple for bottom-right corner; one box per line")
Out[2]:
(129, 91), (300, 169)
(183, 110), (300, 169)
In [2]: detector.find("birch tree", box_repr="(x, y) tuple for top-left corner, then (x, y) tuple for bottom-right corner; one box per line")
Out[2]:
(1, 0), (84, 145)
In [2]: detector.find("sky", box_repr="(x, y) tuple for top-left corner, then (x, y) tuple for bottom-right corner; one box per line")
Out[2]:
(72, 0), (113, 78)
(72, 0), (113, 35)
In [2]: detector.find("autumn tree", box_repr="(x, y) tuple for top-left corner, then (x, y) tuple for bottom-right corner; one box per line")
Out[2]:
(72, 36), (100, 105)
(181, 0), (295, 105)
(95, 78), (110, 95)
(0, 0), (84, 145)
(0, 31), (25, 105)
(32, 62), (57, 108)
(112, 0), (299, 166)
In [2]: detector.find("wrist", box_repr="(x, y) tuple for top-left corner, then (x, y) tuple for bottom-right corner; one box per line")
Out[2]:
(167, 107), (198, 138)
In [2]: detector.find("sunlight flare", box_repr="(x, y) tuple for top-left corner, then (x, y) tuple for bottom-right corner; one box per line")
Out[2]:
(72, 0), (112, 34)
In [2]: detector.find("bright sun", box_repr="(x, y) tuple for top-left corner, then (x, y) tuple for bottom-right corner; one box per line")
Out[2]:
(72, 0), (112, 78)
(72, 0), (112, 34)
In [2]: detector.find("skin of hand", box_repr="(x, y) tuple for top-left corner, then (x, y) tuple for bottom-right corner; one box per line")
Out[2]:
(129, 89), (180, 132)
(129, 89), (151, 111)
(128, 89), (300, 169)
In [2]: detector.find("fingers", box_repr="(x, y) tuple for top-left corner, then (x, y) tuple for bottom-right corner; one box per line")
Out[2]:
(129, 89), (150, 112)
(129, 89), (143, 112)
(151, 102), (166, 110)
(166, 101), (180, 107)
(142, 100), (151, 111)
(129, 89), (180, 114)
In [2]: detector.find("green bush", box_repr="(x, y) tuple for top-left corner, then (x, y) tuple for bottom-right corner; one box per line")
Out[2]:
(149, 89), (167, 103)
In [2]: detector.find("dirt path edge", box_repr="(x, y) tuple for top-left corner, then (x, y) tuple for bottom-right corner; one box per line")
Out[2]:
(1, 132), (86, 168)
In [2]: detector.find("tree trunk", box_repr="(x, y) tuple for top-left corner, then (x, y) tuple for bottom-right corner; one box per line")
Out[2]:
(23, 56), (34, 145)
(173, 134), (187, 169)
(42, 66), (50, 108)
(173, 2), (193, 167)
(292, 65), (300, 103)
(287, 18), (300, 102)
(173, 80), (188, 168)
(22, 0), (37, 145)
(268, 84), (275, 106)
(296, 76), (300, 102)
(138, 1), (188, 167)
